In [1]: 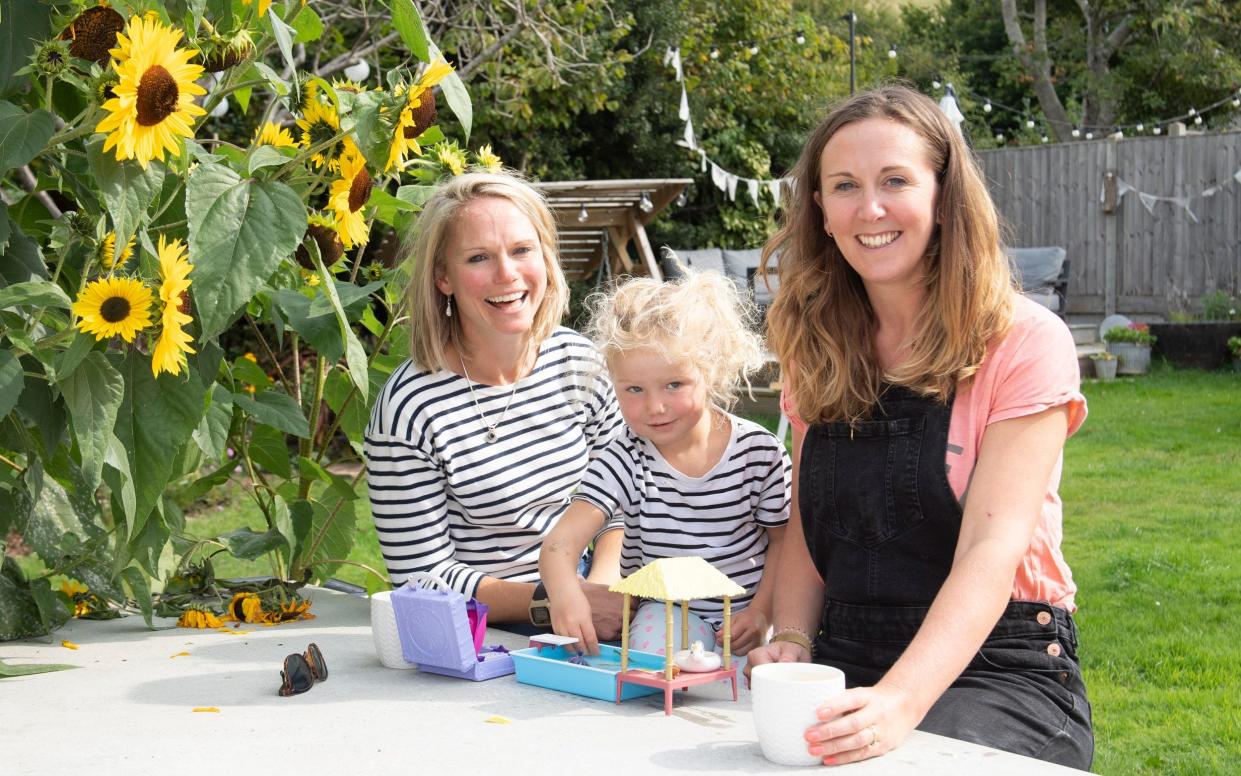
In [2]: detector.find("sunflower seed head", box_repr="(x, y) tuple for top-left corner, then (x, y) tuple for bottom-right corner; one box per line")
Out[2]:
(60, 6), (126, 66)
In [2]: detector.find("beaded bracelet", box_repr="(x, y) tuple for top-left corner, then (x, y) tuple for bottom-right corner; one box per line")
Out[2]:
(770, 626), (814, 655)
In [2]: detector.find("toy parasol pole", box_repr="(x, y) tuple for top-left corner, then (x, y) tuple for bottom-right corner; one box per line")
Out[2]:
(621, 593), (631, 672)
(722, 596), (732, 670)
(680, 600), (689, 650)
(664, 600), (674, 680)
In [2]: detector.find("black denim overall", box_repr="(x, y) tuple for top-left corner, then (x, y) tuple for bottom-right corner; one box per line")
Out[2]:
(801, 386), (1094, 769)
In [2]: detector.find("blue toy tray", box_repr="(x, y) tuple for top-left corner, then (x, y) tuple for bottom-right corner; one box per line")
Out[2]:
(511, 643), (664, 702)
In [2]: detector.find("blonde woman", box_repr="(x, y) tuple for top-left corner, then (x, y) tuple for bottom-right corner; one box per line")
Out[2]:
(746, 86), (1093, 768)
(539, 270), (790, 657)
(364, 172), (625, 634)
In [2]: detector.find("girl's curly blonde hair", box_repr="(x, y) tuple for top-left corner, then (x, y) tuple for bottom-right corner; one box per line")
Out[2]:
(585, 268), (766, 411)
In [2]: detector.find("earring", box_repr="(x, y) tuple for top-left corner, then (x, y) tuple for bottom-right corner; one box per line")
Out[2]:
(445, 296), (453, 318)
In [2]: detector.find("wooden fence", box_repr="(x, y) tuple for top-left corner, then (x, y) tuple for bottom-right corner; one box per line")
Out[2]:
(977, 129), (1241, 318)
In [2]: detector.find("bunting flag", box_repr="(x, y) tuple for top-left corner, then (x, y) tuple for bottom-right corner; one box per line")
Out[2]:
(1110, 168), (1241, 223)
(664, 46), (790, 209)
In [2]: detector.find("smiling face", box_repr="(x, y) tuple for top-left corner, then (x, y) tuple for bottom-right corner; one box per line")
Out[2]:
(435, 196), (548, 347)
(609, 348), (712, 454)
(813, 118), (940, 294)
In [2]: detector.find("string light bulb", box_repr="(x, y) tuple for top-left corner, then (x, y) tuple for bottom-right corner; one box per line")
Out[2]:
(748, 44), (759, 55)
(983, 101), (992, 113)
(931, 80), (941, 90)
(1041, 135), (1049, 143)
(577, 205), (588, 223)
(675, 190), (688, 207)
(639, 192), (654, 213)
(1136, 123), (1144, 132)
(887, 46), (897, 59)
(709, 47), (719, 60)
(994, 133), (1004, 143)
(1026, 119), (1035, 129)
(1071, 128), (1081, 138)
(1232, 98), (1241, 108)
(1154, 126), (1162, 135)
(795, 31), (806, 45)
(1194, 115), (1203, 125)
(1188, 107), (1197, 116)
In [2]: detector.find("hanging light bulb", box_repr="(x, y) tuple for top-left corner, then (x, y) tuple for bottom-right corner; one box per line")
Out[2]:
(675, 190), (689, 207)
(1232, 98), (1241, 108)
(577, 205), (588, 223)
(1071, 128), (1081, 138)
(795, 31), (806, 45)
(1153, 126), (1162, 135)
(1026, 119), (1035, 129)
(709, 47), (720, 60)
(1136, 123), (1144, 132)
(1041, 135), (1049, 143)
(1085, 132), (1094, 140)
(1194, 115), (1203, 125)
(343, 59), (371, 82)
(931, 80), (941, 90)
(983, 101), (992, 113)
(887, 46), (897, 59)
(748, 44), (759, 55)
(638, 192), (654, 213)
(1188, 107), (1197, 116)
(994, 133), (1004, 143)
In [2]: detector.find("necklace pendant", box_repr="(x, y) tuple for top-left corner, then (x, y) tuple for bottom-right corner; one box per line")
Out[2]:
(486, 428), (498, 443)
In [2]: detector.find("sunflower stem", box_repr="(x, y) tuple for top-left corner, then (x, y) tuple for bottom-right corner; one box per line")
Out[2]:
(245, 314), (291, 391)
(298, 355), (328, 501)
(304, 558), (389, 587)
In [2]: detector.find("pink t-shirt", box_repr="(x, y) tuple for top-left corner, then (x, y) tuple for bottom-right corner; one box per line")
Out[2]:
(783, 295), (1086, 610)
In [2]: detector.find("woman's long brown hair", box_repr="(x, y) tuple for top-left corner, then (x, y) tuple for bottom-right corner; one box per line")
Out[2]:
(761, 85), (1015, 425)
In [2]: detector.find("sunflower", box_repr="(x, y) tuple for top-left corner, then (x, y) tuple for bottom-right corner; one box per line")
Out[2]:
(73, 276), (154, 342)
(60, 5), (126, 66)
(436, 142), (467, 177)
(295, 211), (344, 269)
(328, 147), (372, 249)
(59, 580), (99, 618)
(274, 597), (315, 622)
(226, 592), (265, 623)
(151, 235), (196, 377)
(296, 97), (343, 170)
(177, 607), (224, 629)
(385, 60), (453, 171)
(95, 15), (206, 168)
(474, 144), (503, 173)
(99, 231), (135, 269)
(253, 121), (297, 149)
(241, 0), (273, 17)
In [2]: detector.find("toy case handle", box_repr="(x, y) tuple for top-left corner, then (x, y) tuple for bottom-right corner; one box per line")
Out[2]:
(402, 572), (453, 592)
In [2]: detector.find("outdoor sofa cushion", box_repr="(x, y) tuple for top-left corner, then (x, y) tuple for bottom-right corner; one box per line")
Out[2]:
(1007, 246), (1068, 316)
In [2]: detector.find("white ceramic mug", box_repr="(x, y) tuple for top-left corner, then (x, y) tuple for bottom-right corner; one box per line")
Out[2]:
(370, 590), (416, 670)
(751, 662), (846, 766)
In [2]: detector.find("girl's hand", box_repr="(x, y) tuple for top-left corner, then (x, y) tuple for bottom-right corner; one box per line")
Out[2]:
(722, 607), (768, 656)
(550, 586), (600, 655)
(743, 640), (812, 684)
(804, 683), (918, 766)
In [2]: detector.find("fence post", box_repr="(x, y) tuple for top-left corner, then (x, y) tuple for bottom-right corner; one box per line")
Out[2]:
(1103, 136), (1120, 316)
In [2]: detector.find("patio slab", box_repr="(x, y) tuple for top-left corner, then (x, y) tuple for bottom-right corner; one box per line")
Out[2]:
(0, 588), (1085, 775)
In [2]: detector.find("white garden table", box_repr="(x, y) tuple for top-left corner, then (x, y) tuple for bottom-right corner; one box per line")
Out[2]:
(0, 588), (1085, 775)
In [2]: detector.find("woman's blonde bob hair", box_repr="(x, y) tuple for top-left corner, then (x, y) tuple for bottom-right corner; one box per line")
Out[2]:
(761, 84), (1015, 424)
(585, 268), (766, 412)
(404, 171), (569, 371)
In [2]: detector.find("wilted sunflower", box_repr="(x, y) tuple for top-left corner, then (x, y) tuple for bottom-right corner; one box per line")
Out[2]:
(295, 211), (344, 269)
(385, 60), (453, 171)
(253, 121), (297, 149)
(329, 147), (372, 249)
(474, 144), (503, 173)
(95, 15), (207, 168)
(151, 235), (196, 377)
(59, 580), (98, 617)
(296, 97), (342, 170)
(274, 597), (315, 623)
(99, 231), (135, 269)
(226, 592), (265, 623)
(73, 276), (154, 342)
(177, 607), (224, 629)
(60, 5), (126, 66)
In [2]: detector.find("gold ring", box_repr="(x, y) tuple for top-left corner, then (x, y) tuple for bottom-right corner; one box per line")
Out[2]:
(868, 726), (879, 748)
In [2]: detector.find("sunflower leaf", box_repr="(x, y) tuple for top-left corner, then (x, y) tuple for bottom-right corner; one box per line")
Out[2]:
(59, 352), (125, 493)
(310, 251), (368, 400)
(290, 4), (323, 44)
(390, 0), (431, 62)
(0, 0), (50, 97)
(249, 422), (291, 479)
(429, 42), (472, 140)
(231, 390), (310, 438)
(87, 138), (167, 252)
(0, 102), (54, 172)
(0, 350), (23, 420)
(0, 559), (50, 640)
(220, 527), (288, 561)
(192, 384), (233, 462)
(119, 565), (154, 629)
(0, 659), (79, 677)
(186, 162), (307, 339)
(267, 7), (296, 77)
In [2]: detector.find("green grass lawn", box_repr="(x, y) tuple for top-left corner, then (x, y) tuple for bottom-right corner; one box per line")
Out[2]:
(178, 365), (1240, 773)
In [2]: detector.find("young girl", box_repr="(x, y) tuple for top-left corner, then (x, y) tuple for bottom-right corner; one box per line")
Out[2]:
(538, 269), (790, 658)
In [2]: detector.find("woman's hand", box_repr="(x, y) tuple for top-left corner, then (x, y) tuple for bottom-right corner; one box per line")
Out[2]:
(550, 585), (600, 655)
(804, 682), (919, 766)
(723, 606), (768, 657)
(743, 640), (812, 683)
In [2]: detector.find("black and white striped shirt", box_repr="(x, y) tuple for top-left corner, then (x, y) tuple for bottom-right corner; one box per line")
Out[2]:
(574, 415), (791, 626)
(364, 328), (623, 595)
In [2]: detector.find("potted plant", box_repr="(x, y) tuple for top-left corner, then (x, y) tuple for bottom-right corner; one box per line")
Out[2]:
(1089, 351), (1118, 380)
(1228, 336), (1241, 372)
(1104, 323), (1156, 375)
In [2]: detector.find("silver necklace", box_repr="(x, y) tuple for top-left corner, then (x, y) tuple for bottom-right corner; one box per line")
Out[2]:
(459, 354), (521, 443)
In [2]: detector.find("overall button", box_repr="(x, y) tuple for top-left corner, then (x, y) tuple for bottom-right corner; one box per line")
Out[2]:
(1036, 611), (1052, 626)
(1046, 642), (1062, 657)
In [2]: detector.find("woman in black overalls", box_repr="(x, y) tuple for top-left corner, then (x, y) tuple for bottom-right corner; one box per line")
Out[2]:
(747, 86), (1093, 769)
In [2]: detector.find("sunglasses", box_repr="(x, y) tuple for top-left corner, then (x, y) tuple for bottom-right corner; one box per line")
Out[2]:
(278, 643), (329, 697)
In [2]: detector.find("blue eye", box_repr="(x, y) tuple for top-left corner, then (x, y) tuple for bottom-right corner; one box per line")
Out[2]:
(624, 385), (643, 394)
(667, 382), (682, 390)
(833, 181), (856, 192)
(886, 176), (909, 187)
(467, 254), (487, 263)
